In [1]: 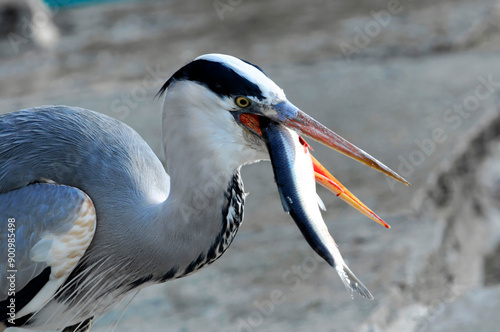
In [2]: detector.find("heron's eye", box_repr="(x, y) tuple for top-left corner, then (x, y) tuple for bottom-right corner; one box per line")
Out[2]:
(235, 96), (250, 108)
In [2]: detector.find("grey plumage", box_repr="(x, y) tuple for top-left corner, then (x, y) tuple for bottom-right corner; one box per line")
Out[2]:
(0, 183), (89, 299)
(0, 105), (246, 329)
(0, 53), (407, 331)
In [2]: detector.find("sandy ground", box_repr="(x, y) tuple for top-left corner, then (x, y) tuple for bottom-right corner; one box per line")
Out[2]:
(2, 0), (500, 331)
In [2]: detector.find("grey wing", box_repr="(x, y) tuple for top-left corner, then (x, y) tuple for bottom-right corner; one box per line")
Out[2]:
(0, 183), (96, 320)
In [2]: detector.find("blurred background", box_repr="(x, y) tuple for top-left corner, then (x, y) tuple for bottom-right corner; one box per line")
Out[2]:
(1, 0), (500, 331)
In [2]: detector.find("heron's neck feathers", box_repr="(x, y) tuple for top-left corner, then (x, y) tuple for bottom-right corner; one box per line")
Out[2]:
(145, 169), (244, 283)
(161, 82), (262, 193)
(141, 83), (258, 280)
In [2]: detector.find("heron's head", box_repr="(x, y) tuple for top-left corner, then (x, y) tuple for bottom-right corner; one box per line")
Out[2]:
(159, 54), (408, 226)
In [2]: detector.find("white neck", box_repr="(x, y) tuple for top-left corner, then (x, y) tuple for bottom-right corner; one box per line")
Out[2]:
(142, 82), (265, 277)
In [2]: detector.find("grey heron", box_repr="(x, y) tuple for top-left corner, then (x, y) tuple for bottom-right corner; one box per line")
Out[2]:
(0, 54), (408, 331)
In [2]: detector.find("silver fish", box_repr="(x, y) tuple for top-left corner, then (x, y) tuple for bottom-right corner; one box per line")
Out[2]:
(261, 118), (374, 299)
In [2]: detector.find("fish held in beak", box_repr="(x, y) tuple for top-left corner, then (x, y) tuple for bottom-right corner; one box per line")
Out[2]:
(239, 101), (402, 228)
(259, 117), (374, 299)
(268, 101), (410, 186)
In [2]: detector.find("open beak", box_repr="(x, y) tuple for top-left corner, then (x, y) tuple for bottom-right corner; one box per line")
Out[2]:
(271, 101), (410, 185)
(239, 100), (409, 228)
(312, 155), (390, 228)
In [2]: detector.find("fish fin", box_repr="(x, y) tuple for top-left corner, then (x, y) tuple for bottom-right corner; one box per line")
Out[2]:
(277, 188), (291, 212)
(316, 193), (326, 211)
(335, 263), (374, 300)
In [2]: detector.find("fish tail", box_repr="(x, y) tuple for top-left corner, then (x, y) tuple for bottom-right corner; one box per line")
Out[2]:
(335, 263), (374, 300)
(326, 237), (374, 299)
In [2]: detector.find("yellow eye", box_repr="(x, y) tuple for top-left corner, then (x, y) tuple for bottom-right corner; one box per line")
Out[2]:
(235, 96), (250, 108)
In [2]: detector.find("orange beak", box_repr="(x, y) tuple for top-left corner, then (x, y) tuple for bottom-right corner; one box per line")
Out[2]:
(239, 101), (409, 228)
(312, 155), (390, 228)
(280, 106), (410, 186)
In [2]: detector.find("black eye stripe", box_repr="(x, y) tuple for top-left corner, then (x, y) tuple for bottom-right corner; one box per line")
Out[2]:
(158, 59), (265, 100)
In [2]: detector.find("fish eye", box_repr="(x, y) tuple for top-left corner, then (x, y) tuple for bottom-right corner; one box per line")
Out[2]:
(235, 96), (250, 108)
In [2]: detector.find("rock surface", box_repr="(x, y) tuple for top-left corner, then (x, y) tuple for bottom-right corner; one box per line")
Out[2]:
(0, 0), (59, 55)
(1, 0), (500, 331)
